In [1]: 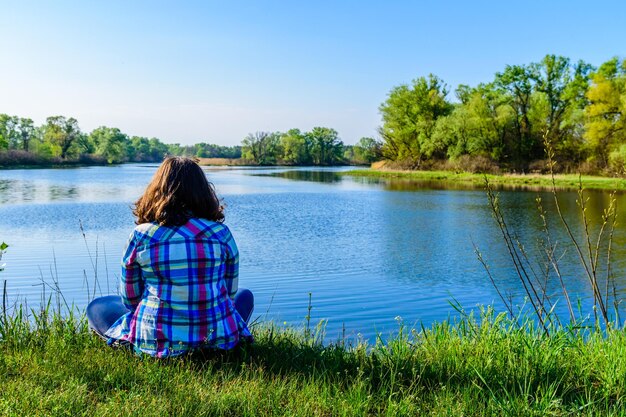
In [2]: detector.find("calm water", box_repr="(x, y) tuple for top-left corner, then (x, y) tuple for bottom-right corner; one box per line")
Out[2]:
(1, 164), (625, 341)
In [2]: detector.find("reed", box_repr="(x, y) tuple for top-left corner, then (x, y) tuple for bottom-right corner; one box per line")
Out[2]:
(478, 133), (623, 333)
(2, 295), (626, 415)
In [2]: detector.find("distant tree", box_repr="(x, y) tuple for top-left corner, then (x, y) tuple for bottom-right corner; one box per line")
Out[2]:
(44, 116), (81, 159)
(584, 57), (626, 168)
(242, 131), (280, 165)
(531, 55), (592, 162)
(280, 129), (311, 165)
(0, 114), (19, 150)
(189, 143), (241, 159)
(306, 127), (344, 165)
(72, 132), (94, 154)
(430, 84), (515, 161)
(351, 137), (382, 164)
(379, 75), (453, 166)
(89, 126), (128, 163)
(166, 143), (185, 157)
(17, 118), (35, 152)
(148, 138), (169, 161)
(128, 136), (150, 161)
(495, 64), (537, 167)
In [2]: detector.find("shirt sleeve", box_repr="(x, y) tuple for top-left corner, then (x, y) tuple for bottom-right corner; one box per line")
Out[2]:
(120, 230), (144, 310)
(223, 228), (239, 299)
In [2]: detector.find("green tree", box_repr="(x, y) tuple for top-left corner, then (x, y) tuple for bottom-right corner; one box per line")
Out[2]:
(584, 57), (626, 168)
(431, 84), (513, 161)
(89, 126), (129, 163)
(351, 137), (382, 164)
(379, 75), (453, 166)
(306, 127), (344, 165)
(148, 138), (169, 161)
(495, 64), (537, 168)
(531, 55), (592, 162)
(0, 114), (19, 150)
(17, 118), (35, 152)
(128, 136), (150, 161)
(242, 131), (280, 165)
(280, 129), (311, 165)
(44, 116), (81, 159)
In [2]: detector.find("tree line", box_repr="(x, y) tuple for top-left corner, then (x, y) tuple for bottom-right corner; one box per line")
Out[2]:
(241, 128), (381, 166)
(0, 116), (381, 166)
(379, 55), (626, 173)
(0, 115), (245, 165)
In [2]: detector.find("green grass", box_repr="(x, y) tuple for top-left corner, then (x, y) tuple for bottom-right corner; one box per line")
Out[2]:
(2, 306), (626, 416)
(342, 169), (626, 191)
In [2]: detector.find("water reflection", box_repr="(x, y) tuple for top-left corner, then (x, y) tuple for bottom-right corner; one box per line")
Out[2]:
(254, 170), (343, 183)
(49, 185), (79, 201)
(349, 176), (626, 195)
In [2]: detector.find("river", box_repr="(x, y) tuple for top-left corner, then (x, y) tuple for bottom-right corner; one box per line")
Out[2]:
(1, 164), (625, 341)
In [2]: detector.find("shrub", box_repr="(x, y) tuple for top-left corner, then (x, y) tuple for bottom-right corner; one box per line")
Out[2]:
(608, 144), (626, 176)
(450, 155), (500, 174)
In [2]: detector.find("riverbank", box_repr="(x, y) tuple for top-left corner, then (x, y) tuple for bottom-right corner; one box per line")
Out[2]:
(343, 169), (626, 191)
(195, 157), (365, 167)
(1, 307), (625, 416)
(0, 151), (110, 169)
(196, 157), (250, 166)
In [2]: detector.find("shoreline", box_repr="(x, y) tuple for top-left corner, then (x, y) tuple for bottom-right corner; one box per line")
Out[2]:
(342, 169), (626, 192)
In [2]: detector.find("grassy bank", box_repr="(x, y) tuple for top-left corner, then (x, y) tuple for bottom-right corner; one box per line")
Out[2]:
(343, 169), (626, 191)
(2, 307), (626, 416)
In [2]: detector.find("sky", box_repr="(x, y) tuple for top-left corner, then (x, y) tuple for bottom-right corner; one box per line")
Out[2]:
(1, 1), (625, 146)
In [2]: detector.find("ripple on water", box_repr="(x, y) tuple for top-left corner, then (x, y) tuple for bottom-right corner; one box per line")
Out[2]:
(1, 165), (625, 342)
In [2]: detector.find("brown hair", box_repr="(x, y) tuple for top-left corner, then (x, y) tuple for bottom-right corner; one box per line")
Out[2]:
(133, 156), (224, 226)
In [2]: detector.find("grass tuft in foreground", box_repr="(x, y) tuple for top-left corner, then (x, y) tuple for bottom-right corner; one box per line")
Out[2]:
(2, 304), (626, 416)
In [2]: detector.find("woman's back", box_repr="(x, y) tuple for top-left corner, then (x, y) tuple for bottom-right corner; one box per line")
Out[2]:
(106, 218), (250, 357)
(91, 157), (253, 357)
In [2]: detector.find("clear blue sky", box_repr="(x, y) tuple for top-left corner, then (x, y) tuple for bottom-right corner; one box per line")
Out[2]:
(1, 1), (625, 145)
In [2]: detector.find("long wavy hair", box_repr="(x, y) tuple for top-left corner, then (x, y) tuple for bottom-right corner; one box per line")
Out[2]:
(133, 156), (224, 226)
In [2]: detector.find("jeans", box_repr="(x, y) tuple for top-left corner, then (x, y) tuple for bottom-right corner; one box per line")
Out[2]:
(87, 288), (255, 339)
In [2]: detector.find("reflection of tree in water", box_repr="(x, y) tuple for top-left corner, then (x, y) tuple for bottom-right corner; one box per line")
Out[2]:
(0, 179), (37, 204)
(0, 180), (15, 204)
(370, 177), (626, 322)
(257, 171), (343, 183)
(48, 185), (79, 201)
(490, 189), (626, 322)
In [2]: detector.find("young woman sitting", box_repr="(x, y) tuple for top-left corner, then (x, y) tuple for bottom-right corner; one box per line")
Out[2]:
(87, 156), (253, 357)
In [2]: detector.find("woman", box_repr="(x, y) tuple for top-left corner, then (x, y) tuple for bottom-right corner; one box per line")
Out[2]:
(87, 156), (253, 357)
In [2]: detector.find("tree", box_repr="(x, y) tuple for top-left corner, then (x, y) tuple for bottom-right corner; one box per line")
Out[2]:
(430, 84), (513, 161)
(280, 129), (311, 165)
(242, 131), (280, 165)
(379, 75), (453, 166)
(44, 116), (81, 159)
(495, 64), (537, 168)
(351, 137), (382, 164)
(16, 118), (35, 152)
(89, 126), (129, 163)
(128, 136), (151, 161)
(531, 55), (592, 162)
(584, 57), (626, 168)
(306, 127), (344, 165)
(0, 114), (19, 150)
(148, 138), (169, 161)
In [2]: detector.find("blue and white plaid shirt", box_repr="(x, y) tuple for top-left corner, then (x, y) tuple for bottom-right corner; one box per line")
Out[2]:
(105, 218), (252, 357)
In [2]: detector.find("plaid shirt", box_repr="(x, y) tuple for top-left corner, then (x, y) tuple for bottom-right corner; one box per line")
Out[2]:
(105, 218), (252, 357)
